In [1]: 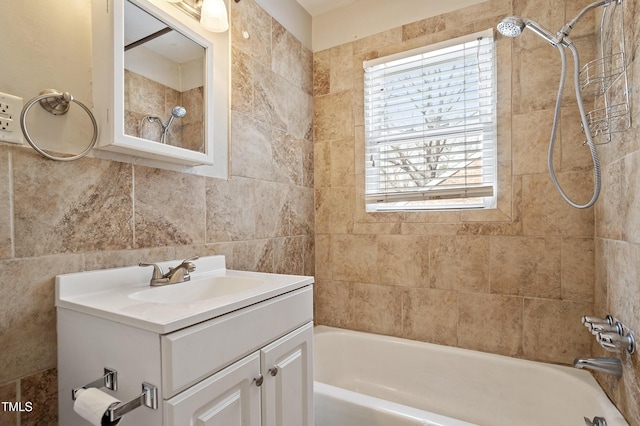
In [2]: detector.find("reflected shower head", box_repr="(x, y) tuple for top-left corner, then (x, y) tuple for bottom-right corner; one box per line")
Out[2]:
(497, 16), (526, 38)
(171, 106), (187, 118)
(497, 16), (559, 45)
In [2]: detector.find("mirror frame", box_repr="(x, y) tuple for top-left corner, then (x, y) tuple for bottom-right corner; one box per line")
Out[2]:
(92, 0), (229, 167)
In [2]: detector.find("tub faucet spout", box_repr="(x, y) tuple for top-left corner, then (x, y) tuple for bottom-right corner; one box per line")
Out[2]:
(573, 357), (622, 377)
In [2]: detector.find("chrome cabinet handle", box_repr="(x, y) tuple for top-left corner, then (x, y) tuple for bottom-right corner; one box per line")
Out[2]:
(268, 366), (279, 377)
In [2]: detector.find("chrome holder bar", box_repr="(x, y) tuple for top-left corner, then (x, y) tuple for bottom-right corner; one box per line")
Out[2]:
(72, 367), (118, 400)
(107, 382), (158, 422)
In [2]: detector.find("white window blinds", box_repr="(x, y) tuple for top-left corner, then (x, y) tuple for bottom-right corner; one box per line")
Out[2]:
(364, 29), (497, 210)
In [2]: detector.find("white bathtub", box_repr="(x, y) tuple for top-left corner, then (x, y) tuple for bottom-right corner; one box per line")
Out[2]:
(314, 326), (628, 426)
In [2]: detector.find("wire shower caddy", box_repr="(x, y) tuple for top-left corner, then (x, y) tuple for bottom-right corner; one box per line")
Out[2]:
(579, 0), (631, 144)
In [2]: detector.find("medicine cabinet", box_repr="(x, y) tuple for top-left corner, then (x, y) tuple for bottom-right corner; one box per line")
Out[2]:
(91, 0), (229, 166)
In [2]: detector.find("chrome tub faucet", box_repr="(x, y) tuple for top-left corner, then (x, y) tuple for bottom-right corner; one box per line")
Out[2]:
(573, 357), (622, 377)
(139, 256), (198, 286)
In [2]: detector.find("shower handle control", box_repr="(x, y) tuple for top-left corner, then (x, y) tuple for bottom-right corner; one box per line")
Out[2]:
(268, 366), (279, 376)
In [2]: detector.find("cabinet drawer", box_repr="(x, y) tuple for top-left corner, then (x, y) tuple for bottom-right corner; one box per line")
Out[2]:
(161, 286), (313, 397)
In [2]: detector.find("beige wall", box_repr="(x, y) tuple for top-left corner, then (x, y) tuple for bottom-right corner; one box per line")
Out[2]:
(0, 0), (314, 424)
(313, 0), (639, 422)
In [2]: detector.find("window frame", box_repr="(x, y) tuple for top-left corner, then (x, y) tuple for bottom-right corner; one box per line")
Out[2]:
(363, 28), (498, 212)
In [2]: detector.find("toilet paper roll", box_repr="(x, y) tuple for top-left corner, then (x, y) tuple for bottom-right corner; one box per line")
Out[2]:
(73, 388), (122, 426)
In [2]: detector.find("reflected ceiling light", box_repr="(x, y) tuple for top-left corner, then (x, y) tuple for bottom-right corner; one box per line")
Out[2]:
(167, 0), (239, 33)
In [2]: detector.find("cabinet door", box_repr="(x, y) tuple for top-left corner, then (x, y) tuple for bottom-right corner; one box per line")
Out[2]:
(260, 322), (314, 426)
(164, 351), (261, 426)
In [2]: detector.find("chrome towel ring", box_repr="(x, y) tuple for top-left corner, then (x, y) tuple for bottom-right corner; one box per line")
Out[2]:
(20, 89), (98, 161)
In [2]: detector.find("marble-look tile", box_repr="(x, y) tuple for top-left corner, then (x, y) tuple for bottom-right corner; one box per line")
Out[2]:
(231, 111), (277, 181)
(512, 109), (560, 176)
(331, 234), (377, 283)
(314, 234), (332, 281)
(301, 138), (314, 188)
(84, 247), (176, 270)
(253, 60), (313, 140)
(0, 381), (17, 425)
(13, 150), (133, 257)
(290, 185), (314, 237)
(458, 292), (523, 357)
(314, 91), (353, 141)
(134, 166), (206, 248)
(206, 176), (256, 242)
(513, 44), (562, 114)
(231, 47), (253, 114)
(0, 254), (83, 383)
(0, 147), (11, 259)
(521, 172), (594, 236)
(430, 236), (490, 292)
(271, 19), (303, 89)
(490, 236), (561, 298)
(273, 236), (305, 275)
(314, 280), (353, 328)
(232, 239), (274, 273)
(272, 128), (303, 185)
(20, 368), (57, 426)
(595, 159), (623, 240)
(313, 49), (331, 97)
(377, 235), (428, 287)
(622, 151), (640, 244)
(313, 139), (331, 188)
(329, 43), (354, 94)
(402, 288), (457, 346)
(254, 180), (290, 239)
(353, 283), (402, 336)
(402, 15), (446, 40)
(561, 237), (594, 303)
(523, 298), (592, 364)
(230, 0), (271, 66)
(330, 138), (355, 187)
(315, 187), (354, 235)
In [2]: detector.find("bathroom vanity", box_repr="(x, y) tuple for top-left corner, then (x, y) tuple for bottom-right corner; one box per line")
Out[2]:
(56, 256), (314, 425)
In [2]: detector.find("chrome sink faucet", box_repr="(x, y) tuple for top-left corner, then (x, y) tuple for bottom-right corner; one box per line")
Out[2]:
(573, 357), (622, 377)
(139, 256), (198, 286)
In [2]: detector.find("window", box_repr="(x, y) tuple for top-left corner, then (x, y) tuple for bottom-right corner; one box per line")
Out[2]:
(363, 29), (497, 211)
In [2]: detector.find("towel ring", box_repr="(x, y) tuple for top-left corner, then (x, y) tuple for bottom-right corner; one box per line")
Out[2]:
(20, 89), (98, 161)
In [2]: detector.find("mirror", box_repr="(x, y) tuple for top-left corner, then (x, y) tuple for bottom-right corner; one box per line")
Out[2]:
(124, 0), (205, 152)
(91, 0), (229, 168)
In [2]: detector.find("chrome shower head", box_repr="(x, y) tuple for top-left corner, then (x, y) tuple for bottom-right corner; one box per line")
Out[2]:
(497, 16), (525, 38)
(497, 16), (559, 45)
(171, 106), (187, 118)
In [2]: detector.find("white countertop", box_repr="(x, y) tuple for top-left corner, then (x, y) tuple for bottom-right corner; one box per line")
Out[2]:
(55, 255), (314, 334)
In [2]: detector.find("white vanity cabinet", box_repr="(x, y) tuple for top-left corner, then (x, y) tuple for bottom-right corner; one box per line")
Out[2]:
(165, 323), (313, 426)
(56, 256), (314, 426)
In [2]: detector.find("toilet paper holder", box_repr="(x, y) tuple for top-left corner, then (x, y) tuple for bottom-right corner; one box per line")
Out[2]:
(72, 367), (158, 422)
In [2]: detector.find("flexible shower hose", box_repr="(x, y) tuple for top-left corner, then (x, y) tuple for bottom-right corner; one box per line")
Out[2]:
(547, 41), (601, 209)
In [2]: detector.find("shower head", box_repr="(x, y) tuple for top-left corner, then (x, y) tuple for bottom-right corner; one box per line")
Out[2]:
(497, 16), (559, 46)
(497, 16), (526, 38)
(171, 106), (187, 118)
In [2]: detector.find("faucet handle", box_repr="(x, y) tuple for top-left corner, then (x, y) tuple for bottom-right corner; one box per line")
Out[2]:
(597, 331), (635, 354)
(139, 262), (164, 279)
(588, 321), (622, 335)
(582, 315), (614, 326)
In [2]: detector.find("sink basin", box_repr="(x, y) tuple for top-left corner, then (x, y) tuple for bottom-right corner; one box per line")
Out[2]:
(56, 255), (314, 333)
(129, 275), (264, 304)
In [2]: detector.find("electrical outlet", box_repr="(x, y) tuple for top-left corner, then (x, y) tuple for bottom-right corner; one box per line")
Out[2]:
(0, 92), (23, 144)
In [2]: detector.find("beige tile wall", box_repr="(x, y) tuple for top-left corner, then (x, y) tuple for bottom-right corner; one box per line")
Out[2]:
(0, 0), (313, 423)
(592, 0), (640, 423)
(313, 0), (598, 365)
(313, 0), (640, 422)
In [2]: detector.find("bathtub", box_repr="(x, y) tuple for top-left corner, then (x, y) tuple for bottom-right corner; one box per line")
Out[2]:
(314, 326), (628, 426)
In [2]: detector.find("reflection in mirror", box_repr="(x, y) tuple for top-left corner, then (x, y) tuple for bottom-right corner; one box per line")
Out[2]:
(123, 0), (205, 153)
